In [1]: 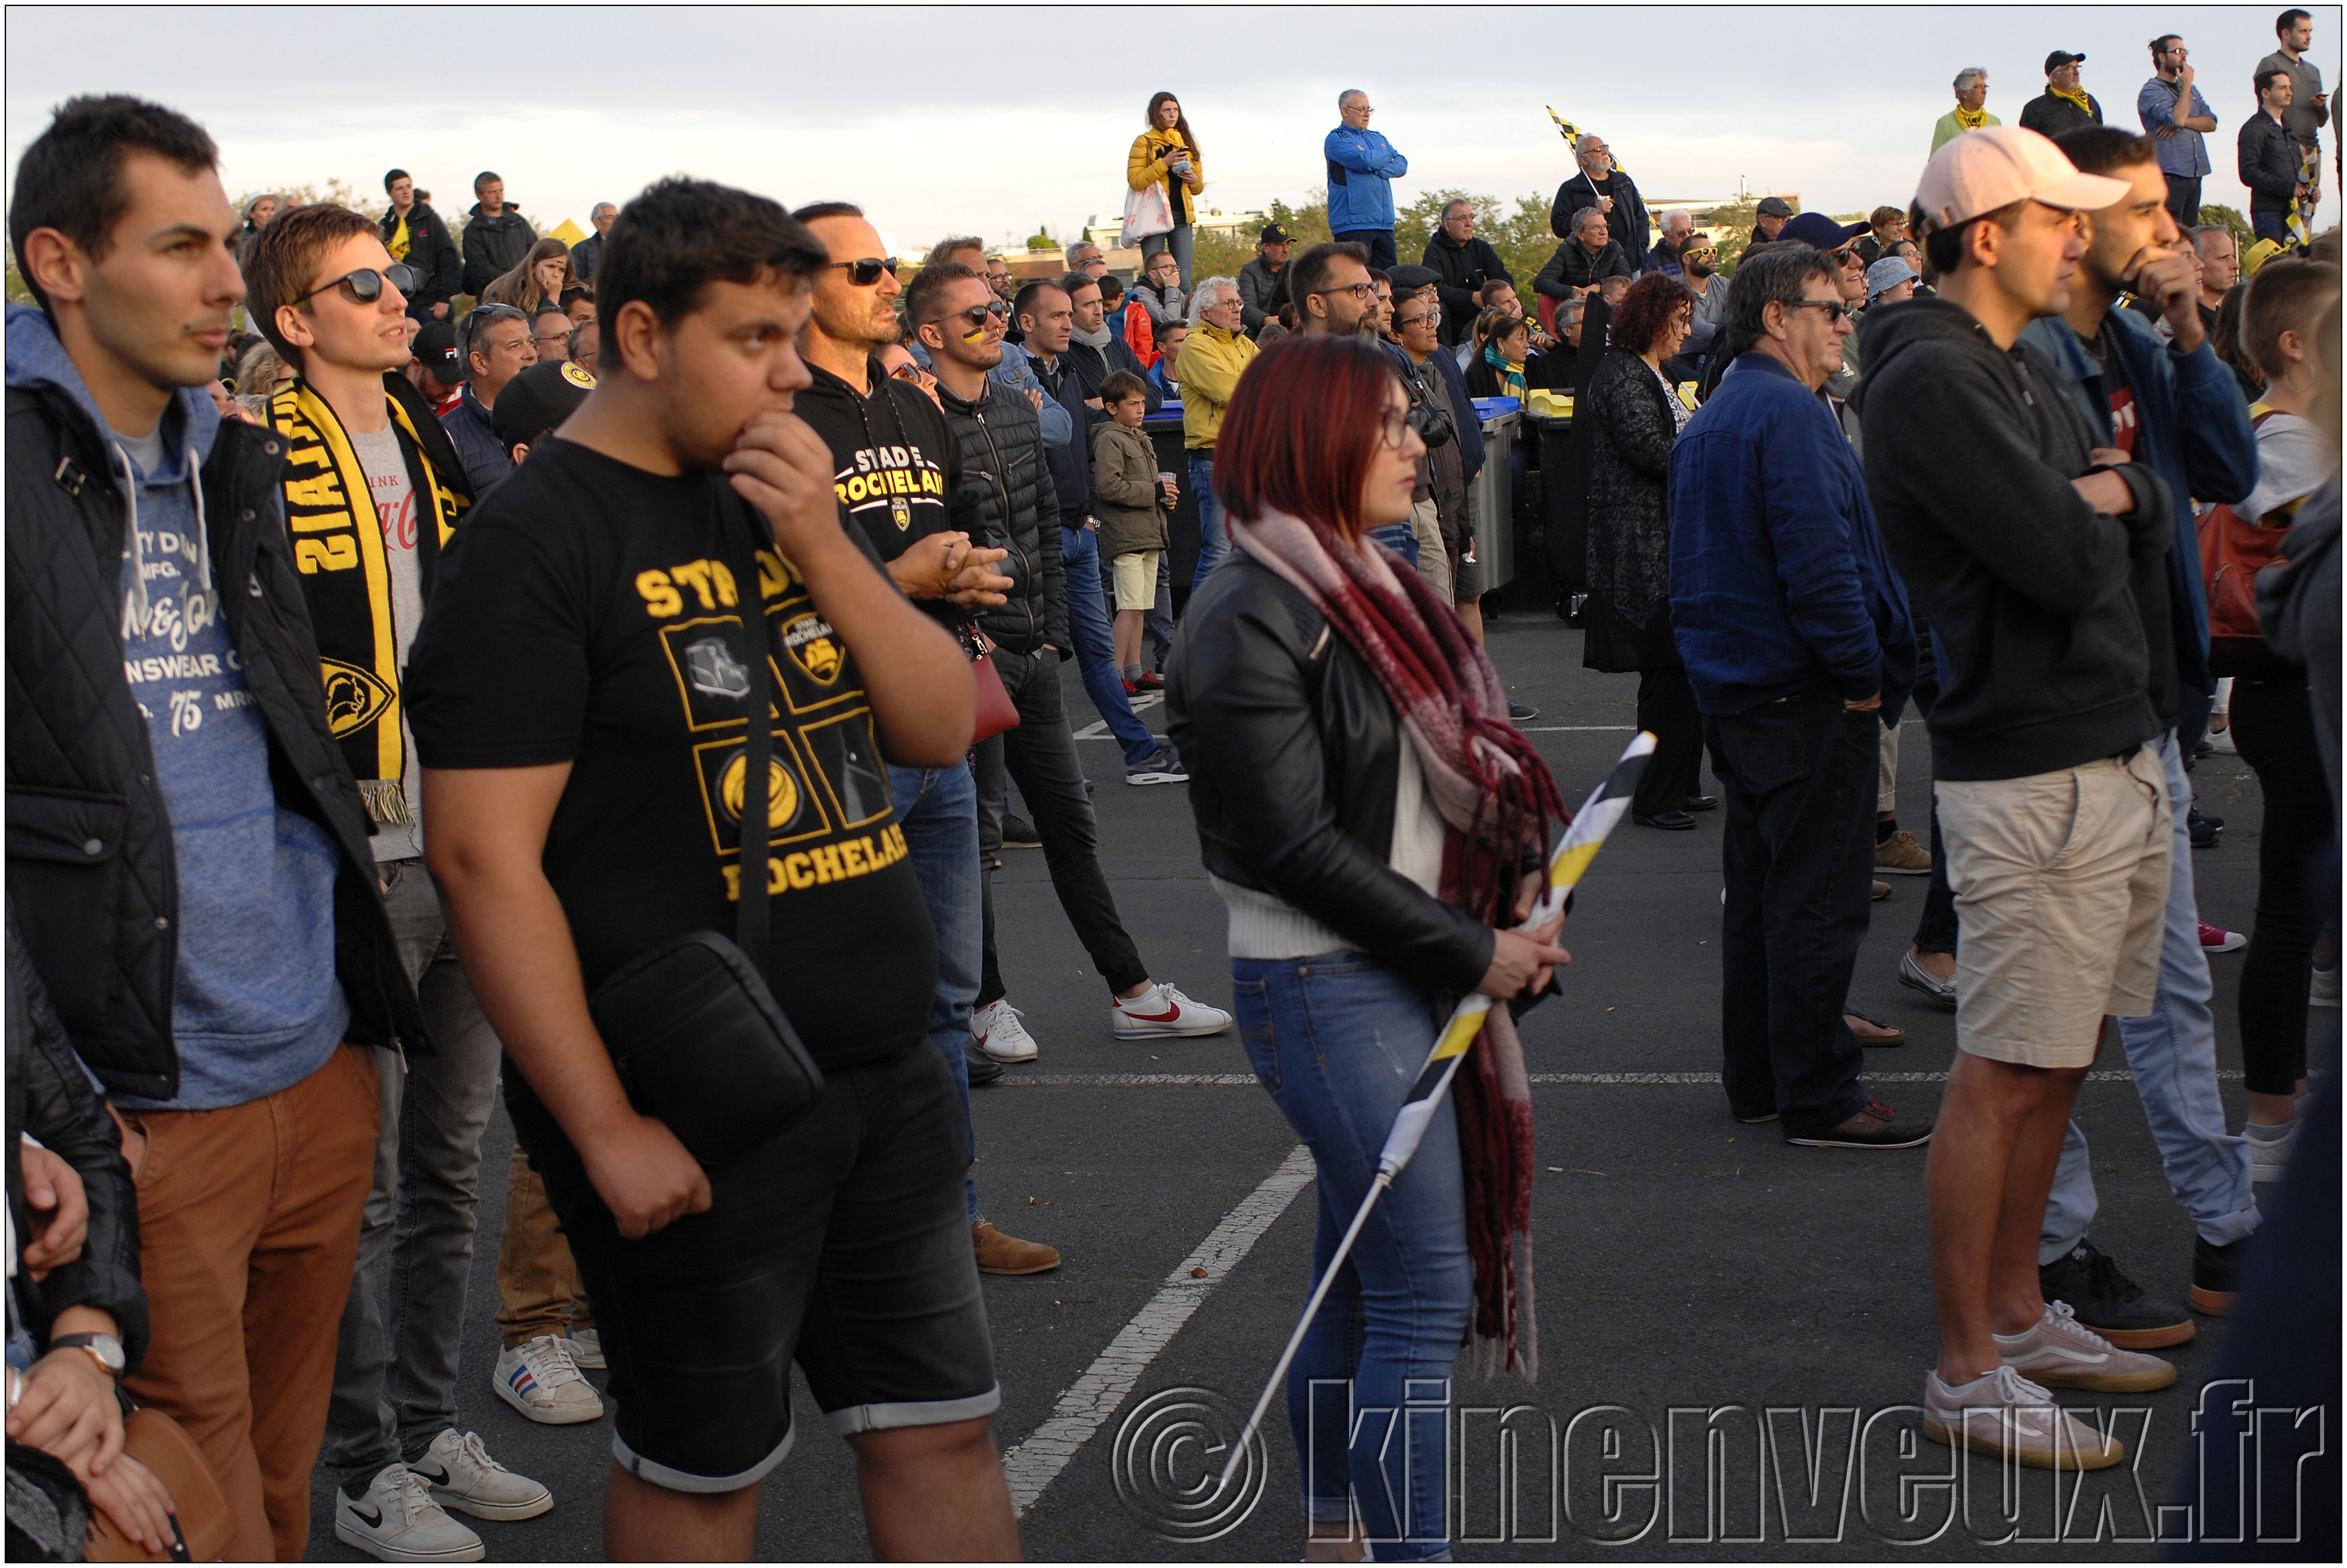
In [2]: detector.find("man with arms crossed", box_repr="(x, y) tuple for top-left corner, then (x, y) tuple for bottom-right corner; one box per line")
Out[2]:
(406, 178), (1014, 1561)
(1856, 127), (2176, 1468)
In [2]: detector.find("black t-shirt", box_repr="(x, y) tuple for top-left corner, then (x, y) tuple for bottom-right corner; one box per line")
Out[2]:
(405, 436), (937, 1069)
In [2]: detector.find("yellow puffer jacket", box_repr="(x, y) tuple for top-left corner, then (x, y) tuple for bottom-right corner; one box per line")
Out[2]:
(1127, 127), (1203, 227)
(1174, 322), (1257, 450)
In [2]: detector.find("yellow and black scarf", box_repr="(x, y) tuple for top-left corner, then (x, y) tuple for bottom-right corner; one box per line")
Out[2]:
(268, 378), (470, 823)
(2051, 86), (2094, 116)
(1951, 105), (1990, 132)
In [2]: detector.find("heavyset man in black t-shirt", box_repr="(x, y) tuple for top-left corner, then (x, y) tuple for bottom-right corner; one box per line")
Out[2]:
(406, 178), (1018, 1561)
(789, 201), (1064, 1280)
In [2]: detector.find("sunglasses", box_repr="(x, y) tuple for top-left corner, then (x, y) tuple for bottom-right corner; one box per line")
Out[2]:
(1783, 299), (1855, 321)
(929, 300), (1009, 332)
(832, 257), (899, 286)
(886, 360), (929, 383)
(292, 263), (418, 306)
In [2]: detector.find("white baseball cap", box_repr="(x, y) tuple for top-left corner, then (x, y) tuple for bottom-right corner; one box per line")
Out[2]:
(1912, 125), (2130, 234)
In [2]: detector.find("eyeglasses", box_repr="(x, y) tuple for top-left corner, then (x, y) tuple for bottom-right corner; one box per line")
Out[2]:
(1309, 281), (1378, 303)
(291, 263), (418, 306)
(1376, 407), (1412, 450)
(886, 360), (929, 383)
(1782, 299), (1853, 321)
(831, 257), (899, 286)
(1395, 312), (1438, 330)
(532, 331), (569, 349)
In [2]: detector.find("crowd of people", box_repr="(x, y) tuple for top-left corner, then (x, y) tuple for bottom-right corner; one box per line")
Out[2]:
(3, 11), (2338, 1562)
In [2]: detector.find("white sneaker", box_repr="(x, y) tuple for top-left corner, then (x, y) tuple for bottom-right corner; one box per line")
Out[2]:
(563, 1327), (604, 1370)
(335, 1463), (484, 1563)
(409, 1429), (553, 1522)
(1921, 1365), (2124, 1471)
(2248, 1118), (2299, 1183)
(492, 1334), (604, 1425)
(2313, 963), (2340, 1009)
(1994, 1301), (2176, 1392)
(972, 998), (1038, 1063)
(1111, 981), (1234, 1040)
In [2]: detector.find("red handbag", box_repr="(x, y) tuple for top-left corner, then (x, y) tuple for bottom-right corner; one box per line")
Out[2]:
(963, 624), (1020, 742)
(2195, 411), (2293, 666)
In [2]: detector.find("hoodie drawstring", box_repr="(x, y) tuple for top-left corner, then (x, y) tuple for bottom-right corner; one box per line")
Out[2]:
(112, 442), (148, 642)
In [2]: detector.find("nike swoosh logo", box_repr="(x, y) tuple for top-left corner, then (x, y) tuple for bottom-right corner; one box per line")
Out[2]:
(410, 1465), (449, 1486)
(351, 1504), (384, 1528)
(1121, 1006), (1183, 1023)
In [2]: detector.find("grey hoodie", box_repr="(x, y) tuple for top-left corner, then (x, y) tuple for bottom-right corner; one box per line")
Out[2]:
(1851, 296), (2171, 782)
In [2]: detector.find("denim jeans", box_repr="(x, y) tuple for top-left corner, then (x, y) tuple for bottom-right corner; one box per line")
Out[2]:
(2250, 209), (2291, 246)
(1060, 522), (1158, 766)
(1231, 953), (1467, 1561)
(2041, 732), (2258, 1258)
(974, 646), (1149, 1004)
(1190, 453), (1228, 587)
(1140, 222), (1195, 290)
(892, 760), (984, 1221)
(324, 859), (505, 1488)
(2162, 175), (2201, 233)
(1705, 691), (1877, 1134)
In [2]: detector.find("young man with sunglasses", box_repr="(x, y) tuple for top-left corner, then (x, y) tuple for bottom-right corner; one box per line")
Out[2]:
(441, 302), (537, 493)
(8, 96), (425, 1562)
(406, 180), (1012, 1562)
(790, 210), (1058, 1276)
(244, 203), (554, 1562)
(908, 263), (1231, 1064)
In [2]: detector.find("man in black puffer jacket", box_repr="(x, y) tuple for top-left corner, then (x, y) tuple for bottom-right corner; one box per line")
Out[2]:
(906, 263), (1231, 1059)
(7, 96), (424, 1564)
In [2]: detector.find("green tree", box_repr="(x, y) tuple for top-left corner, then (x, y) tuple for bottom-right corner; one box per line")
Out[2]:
(1027, 225), (1057, 251)
(2197, 203), (2252, 259)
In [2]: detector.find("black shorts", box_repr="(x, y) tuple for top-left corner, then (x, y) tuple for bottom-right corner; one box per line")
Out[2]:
(507, 1042), (996, 1493)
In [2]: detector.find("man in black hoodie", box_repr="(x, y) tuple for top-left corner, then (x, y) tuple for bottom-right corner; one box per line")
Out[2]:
(457, 170), (536, 298)
(1421, 198), (1512, 347)
(380, 169), (460, 323)
(788, 208), (1055, 1282)
(1855, 126), (2177, 1467)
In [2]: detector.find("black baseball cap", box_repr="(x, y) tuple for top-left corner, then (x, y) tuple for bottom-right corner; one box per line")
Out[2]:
(1260, 222), (1292, 244)
(410, 321), (461, 381)
(1756, 196), (1795, 219)
(2044, 50), (2085, 72)
(492, 360), (595, 453)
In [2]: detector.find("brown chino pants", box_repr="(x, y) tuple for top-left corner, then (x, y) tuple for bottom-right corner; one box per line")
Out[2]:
(494, 1143), (593, 1346)
(119, 1046), (380, 1562)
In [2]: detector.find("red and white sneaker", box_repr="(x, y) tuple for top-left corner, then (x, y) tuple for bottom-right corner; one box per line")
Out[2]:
(1111, 981), (1233, 1040)
(2198, 922), (2246, 954)
(972, 998), (1038, 1063)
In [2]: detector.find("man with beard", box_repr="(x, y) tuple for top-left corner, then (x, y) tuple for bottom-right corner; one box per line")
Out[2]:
(1421, 198), (1511, 346)
(1293, 241), (1380, 336)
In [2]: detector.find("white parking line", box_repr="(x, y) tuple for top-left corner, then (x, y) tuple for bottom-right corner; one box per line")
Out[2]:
(995, 1069), (2240, 1087)
(997, 1144), (1317, 1516)
(1071, 690), (1165, 740)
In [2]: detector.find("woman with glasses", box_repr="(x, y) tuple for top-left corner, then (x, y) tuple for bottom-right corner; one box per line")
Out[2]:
(479, 237), (577, 317)
(1583, 272), (1705, 829)
(1127, 91), (1204, 288)
(1166, 335), (1569, 1563)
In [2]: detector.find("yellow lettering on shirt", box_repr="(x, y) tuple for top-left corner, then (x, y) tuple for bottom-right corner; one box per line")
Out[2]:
(809, 844), (844, 884)
(636, 570), (685, 618)
(840, 839), (869, 876)
(671, 560), (716, 610)
(723, 829), (905, 900)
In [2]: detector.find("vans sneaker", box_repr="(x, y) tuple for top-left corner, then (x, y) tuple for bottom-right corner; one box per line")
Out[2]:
(972, 998), (1039, 1063)
(408, 1429), (552, 1522)
(1994, 1301), (2176, 1392)
(1922, 1366), (2125, 1471)
(335, 1463), (484, 1563)
(492, 1334), (604, 1425)
(562, 1327), (604, 1370)
(1112, 982), (1233, 1039)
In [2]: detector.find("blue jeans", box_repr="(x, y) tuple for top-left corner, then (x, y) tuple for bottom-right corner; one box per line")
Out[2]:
(1190, 453), (1228, 587)
(891, 760), (984, 1221)
(2250, 209), (2291, 246)
(1140, 222), (1194, 290)
(1232, 953), (1469, 1561)
(2041, 732), (2258, 1258)
(1060, 523), (1157, 766)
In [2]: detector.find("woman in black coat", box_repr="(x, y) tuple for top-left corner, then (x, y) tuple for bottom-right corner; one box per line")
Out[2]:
(1581, 272), (1703, 827)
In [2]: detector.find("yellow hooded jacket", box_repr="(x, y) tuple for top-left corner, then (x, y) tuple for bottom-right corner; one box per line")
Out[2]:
(1127, 127), (1204, 227)
(1174, 322), (1257, 450)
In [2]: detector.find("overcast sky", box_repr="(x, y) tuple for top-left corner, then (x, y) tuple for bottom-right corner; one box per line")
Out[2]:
(7, 5), (2340, 251)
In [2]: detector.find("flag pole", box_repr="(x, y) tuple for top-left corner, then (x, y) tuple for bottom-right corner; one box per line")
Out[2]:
(1214, 731), (1657, 1495)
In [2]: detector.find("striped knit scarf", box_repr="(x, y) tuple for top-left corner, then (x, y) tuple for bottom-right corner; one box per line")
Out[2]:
(1229, 507), (1567, 1376)
(269, 380), (465, 824)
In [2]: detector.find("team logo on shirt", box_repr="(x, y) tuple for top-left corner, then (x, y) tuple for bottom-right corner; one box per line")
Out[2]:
(782, 613), (844, 684)
(683, 636), (751, 699)
(718, 746), (801, 830)
(320, 660), (396, 737)
(890, 495), (913, 532)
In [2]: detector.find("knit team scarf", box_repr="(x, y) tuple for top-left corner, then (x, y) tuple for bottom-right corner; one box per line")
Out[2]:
(2050, 85), (2094, 115)
(1228, 506), (1568, 1377)
(269, 379), (465, 824)
(1482, 343), (1528, 399)
(1951, 105), (1990, 131)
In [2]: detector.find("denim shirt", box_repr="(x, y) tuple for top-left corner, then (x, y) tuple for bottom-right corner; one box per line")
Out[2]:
(2137, 75), (2216, 178)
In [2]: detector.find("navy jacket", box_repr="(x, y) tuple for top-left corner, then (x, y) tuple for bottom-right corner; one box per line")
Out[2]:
(1423, 339), (1485, 481)
(1026, 350), (1094, 522)
(1668, 354), (1914, 719)
(439, 385), (511, 497)
(2019, 306), (2257, 703)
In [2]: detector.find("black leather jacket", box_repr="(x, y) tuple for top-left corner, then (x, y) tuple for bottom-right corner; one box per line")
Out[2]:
(933, 376), (1069, 657)
(6, 383), (430, 1099)
(1165, 555), (1494, 993)
(7, 902), (148, 1368)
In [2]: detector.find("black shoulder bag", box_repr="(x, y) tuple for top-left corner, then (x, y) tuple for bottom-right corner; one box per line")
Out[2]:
(585, 518), (823, 1166)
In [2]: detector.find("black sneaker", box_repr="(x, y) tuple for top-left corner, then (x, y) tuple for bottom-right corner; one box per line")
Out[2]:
(1002, 815), (1041, 849)
(2038, 1240), (2194, 1348)
(1784, 1099), (1933, 1148)
(962, 1044), (1007, 1087)
(2189, 1235), (2251, 1316)
(2187, 806), (2222, 848)
(1507, 701), (1540, 722)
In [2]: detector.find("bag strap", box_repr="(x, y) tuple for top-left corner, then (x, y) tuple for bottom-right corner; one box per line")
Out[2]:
(732, 518), (773, 970)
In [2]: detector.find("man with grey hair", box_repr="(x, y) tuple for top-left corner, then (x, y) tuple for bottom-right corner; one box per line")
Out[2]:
(568, 200), (616, 280)
(1551, 129), (1652, 270)
(1324, 88), (1408, 267)
(931, 235), (988, 271)
(1422, 195), (1512, 345)
(1064, 238), (1106, 280)
(1650, 207), (1697, 276)
(1534, 205), (1634, 304)
(1931, 67), (2001, 154)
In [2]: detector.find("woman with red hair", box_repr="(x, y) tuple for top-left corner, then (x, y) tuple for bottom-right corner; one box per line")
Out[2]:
(1165, 335), (1570, 1561)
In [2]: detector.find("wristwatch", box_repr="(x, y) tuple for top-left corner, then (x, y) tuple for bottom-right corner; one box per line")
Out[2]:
(49, 1331), (125, 1379)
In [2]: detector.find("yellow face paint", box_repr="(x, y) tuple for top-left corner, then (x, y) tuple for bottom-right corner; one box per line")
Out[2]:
(962, 327), (986, 344)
